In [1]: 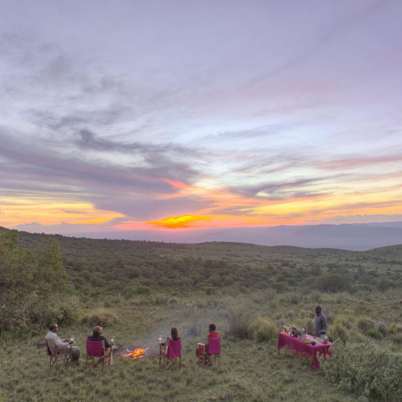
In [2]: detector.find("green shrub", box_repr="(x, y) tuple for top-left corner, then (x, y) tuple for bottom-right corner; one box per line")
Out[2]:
(330, 323), (348, 344)
(358, 318), (376, 335)
(30, 296), (80, 328)
(226, 310), (252, 339)
(305, 319), (314, 335)
(377, 322), (387, 338)
(376, 279), (394, 291)
(366, 328), (383, 340)
(0, 233), (72, 333)
(316, 273), (351, 292)
(357, 318), (387, 339)
(248, 317), (277, 342)
(324, 343), (402, 401)
(81, 308), (119, 327)
(390, 334), (402, 345)
(388, 323), (402, 335)
(333, 314), (354, 330)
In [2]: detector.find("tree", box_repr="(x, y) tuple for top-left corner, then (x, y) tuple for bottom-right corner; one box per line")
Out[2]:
(0, 232), (72, 333)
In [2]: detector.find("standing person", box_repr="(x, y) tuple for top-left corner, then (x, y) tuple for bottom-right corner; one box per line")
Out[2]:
(87, 325), (113, 365)
(314, 306), (328, 338)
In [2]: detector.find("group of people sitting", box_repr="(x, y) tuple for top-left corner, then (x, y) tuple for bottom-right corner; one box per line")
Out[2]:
(162, 324), (221, 367)
(44, 322), (221, 367)
(45, 324), (113, 365)
(45, 307), (327, 367)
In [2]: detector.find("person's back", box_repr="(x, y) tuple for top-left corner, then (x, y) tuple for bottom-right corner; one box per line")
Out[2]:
(87, 325), (111, 365)
(166, 327), (181, 361)
(87, 326), (111, 349)
(207, 323), (220, 340)
(207, 323), (221, 355)
(208, 330), (220, 341)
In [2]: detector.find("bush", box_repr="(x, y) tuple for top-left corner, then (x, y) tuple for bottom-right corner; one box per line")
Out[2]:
(81, 308), (119, 327)
(366, 328), (383, 340)
(377, 322), (387, 338)
(123, 286), (151, 298)
(330, 323), (348, 344)
(316, 273), (351, 292)
(30, 296), (80, 328)
(376, 279), (394, 291)
(333, 314), (354, 330)
(388, 323), (402, 335)
(358, 318), (386, 339)
(305, 319), (314, 335)
(358, 318), (376, 335)
(248, 317), (277, 343)
(0, 232), (72, 333)
(324, 343), (402, 401)
(390, 334), (402, 345)
(226, 310), (252, 339)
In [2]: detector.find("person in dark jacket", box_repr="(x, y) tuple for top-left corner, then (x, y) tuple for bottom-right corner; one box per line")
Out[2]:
(314, 305), (328, 337)
(87, 325), (112, 364)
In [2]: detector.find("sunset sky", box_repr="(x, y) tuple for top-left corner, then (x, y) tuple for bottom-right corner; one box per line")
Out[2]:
(1, 0), (402, 239)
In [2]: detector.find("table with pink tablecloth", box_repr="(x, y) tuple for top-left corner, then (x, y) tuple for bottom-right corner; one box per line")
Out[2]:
(277, 332), (332, 369)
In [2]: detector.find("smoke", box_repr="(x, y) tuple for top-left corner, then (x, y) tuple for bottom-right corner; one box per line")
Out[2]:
(125, 304), (228, 356)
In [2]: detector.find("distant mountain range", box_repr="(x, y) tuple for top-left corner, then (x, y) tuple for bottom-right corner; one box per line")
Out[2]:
(7, 221), (402, 251)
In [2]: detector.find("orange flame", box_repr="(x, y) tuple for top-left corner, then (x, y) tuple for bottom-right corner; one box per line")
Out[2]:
(126, 347), (146, 360)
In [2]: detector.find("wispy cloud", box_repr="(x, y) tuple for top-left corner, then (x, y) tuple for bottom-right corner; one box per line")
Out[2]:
(1, 1), (402, 237)
(317, 154), (402, 170)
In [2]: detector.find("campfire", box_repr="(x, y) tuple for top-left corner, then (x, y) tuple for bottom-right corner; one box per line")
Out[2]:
(125, 347), (147, 360)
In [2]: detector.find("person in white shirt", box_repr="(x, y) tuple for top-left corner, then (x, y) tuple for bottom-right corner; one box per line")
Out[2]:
(45, 323), (80, 362)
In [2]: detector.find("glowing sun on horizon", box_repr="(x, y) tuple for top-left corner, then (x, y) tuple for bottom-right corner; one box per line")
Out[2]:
(148, 214), (211, 229)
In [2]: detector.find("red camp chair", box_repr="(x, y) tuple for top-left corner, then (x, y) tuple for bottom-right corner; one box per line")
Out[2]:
(165, 338), (182, 368)
(86, 339), (110, 368)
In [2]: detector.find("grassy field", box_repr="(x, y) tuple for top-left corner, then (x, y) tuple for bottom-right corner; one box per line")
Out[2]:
(0, 298), (357, 402)
(1, 228), (402, 401)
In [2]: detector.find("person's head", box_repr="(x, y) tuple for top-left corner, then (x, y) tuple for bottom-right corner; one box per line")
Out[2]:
(209, 323), (216, 333)
(49, 323), (59, 333)
(171, 327), (179, 341)
(315, 305), (322, 316)
(93, 325), (103, 337)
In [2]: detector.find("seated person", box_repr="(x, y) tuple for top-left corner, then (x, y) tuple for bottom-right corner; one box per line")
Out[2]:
(169, 327), (180, 342)
(207, 323), (220, 344)
(87, 325), (112, 364)
(164, 327), (182, 366)
(45, 323), (80, 362)
(206, 323), (221, 363)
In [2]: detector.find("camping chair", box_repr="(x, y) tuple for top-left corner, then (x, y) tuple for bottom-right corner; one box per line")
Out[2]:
(86, 339), (110, 368)
(206, 336), (221, 365)
(46, 340), (70, 368)
(164, 338), (182, 368)
(196, 343), (207, 365)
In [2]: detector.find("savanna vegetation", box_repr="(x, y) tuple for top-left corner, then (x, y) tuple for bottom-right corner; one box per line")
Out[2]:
(0, 227), (402, 402)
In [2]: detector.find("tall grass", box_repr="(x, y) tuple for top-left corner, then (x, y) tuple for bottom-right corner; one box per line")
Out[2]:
(324, 343), (402, 401)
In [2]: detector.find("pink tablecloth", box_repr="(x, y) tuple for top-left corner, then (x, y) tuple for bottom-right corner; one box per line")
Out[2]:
(277, 332), (332, 369)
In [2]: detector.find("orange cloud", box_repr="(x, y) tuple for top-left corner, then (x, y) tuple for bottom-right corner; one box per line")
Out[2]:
(0, 196), (123, 227)
(163, 178), (190, 190)
(148, 214), (211, 229)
